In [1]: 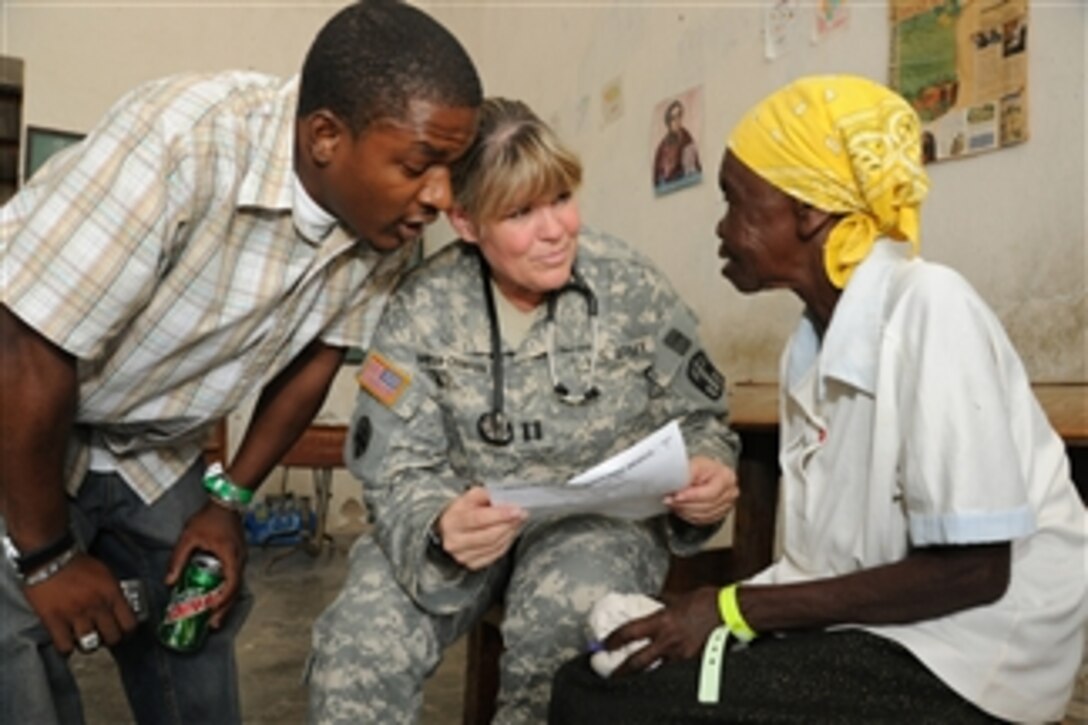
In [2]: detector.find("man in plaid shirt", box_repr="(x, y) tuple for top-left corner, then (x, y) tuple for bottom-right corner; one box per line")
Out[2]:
(0, 1), (480, 722)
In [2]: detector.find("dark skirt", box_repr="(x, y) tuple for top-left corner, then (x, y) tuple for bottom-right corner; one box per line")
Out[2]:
(548, 629), (1005, 724)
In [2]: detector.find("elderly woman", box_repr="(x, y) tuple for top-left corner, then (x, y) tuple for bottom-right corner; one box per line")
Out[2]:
(549, 75), (1087, 723)
(307, 98), (740, 723)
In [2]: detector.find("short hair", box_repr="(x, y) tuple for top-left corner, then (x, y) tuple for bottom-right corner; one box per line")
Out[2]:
(451, 98), (583, 224)
(297, 0), (482, 133)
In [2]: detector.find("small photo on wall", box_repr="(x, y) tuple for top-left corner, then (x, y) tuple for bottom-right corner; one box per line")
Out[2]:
(651, 86), (704, 196)
(25, 126), (84, 183)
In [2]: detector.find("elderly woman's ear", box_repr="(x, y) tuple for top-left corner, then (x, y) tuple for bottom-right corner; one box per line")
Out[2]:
(793, 200), (838, 242)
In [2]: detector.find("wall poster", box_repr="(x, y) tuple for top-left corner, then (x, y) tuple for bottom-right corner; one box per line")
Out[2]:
(889, 0), (1028, 164)
(814, 0), (851, 41)
(650, 85), (705, 197)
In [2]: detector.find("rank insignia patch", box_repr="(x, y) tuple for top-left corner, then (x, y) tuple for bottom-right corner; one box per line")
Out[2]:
(357, 352), (411, 407)
(664, 328), (692, 356)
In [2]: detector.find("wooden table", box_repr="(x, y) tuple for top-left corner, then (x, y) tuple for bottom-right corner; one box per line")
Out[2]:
(721, 383), (781, 580)
(1033, 383), (1088, 502)
(674, 381), (1088, 592)
(727, 381), (1088, 504)
(1034, 383), (1088, 444)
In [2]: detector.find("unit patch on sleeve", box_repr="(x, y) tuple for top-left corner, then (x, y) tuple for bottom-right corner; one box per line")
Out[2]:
(688, 351), (724, 400)
(352, 416), (373, 458)
(357, 351), (411, 407)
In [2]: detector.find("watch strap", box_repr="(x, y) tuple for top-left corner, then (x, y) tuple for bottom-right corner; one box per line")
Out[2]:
(4, 529), (76, 576)
(23, 546), (79, 587)
(427, 523), (444, 550)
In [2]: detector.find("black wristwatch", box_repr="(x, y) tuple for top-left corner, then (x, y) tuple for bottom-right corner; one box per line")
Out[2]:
(2, 529), (77, 579)
(427, 523), (444, 551)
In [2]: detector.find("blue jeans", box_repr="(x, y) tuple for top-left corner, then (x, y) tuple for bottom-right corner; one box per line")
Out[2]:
(0, 461), (253, 724)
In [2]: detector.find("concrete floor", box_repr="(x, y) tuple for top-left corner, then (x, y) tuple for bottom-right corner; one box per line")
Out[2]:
(70, 532), (466, 724)
(60, 528), (1088, 725)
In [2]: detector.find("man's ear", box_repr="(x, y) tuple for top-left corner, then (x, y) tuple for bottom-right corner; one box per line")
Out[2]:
(447, 205), (480, 243)
(299, 110), (347, 168)
(793, 199), (836, 242)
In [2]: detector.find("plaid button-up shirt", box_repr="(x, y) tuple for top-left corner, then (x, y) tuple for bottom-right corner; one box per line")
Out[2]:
(1, 72), (415, 503)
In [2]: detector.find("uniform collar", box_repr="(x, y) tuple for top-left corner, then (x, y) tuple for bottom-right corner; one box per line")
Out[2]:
(785, 240), (912, 397)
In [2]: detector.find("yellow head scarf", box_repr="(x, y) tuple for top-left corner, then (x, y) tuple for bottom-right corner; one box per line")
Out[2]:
(728, 75), (930, 288)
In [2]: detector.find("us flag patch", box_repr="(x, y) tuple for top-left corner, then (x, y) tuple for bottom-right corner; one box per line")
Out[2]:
(357, 352), (410, 407)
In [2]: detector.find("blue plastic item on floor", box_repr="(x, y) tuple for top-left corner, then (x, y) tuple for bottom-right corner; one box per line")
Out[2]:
(244, 494), (317, 547)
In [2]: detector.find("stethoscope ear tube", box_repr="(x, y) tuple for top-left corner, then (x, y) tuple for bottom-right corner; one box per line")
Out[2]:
(477, 251), (514, 446)
(546, 308), (599, 406)
(474, 248), (600, 447)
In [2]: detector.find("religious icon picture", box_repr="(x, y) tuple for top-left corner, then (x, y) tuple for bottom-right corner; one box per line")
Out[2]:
(650, 86), (704, 196)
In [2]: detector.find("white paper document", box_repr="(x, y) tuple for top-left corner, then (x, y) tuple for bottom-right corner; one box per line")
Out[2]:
(485, 420), (688, 520)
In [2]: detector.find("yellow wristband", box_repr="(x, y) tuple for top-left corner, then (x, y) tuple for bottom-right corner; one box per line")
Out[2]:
(718, 584), (757, 643)
(697, 626), (730, 704)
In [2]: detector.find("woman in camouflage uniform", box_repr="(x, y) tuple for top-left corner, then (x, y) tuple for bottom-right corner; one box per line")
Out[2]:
(307, 98), (740, 724)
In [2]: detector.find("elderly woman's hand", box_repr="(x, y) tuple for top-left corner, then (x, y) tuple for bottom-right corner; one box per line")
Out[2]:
(665, 456), (739, 526)
(606, 586), (723, 675)
(434, 486), (527, 571)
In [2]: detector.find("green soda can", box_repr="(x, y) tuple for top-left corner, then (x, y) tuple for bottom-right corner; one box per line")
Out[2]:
(158, 552), (224, 653)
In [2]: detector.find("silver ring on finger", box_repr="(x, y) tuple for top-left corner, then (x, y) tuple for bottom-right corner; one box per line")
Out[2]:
(77, 630), (101, 652)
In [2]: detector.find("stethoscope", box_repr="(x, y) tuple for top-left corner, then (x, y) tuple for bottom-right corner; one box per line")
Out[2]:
(475, 250), (600, 446)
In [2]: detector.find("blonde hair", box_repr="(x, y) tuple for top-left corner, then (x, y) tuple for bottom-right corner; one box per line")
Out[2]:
(451, 98), (582, 224)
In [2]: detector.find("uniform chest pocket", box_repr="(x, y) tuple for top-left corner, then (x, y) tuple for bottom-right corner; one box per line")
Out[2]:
(430, 351), (563, 478)
(425, 353), (492, 434)
(589, 334), (655, 421)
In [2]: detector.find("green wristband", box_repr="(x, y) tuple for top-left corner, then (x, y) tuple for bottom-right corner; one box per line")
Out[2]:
(203, 463), (253, 507)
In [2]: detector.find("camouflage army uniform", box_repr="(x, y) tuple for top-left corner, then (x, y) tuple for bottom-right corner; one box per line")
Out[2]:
(308, 229), (739, 724)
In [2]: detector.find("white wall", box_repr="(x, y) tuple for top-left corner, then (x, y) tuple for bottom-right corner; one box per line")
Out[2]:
(4, 1), (1085, 526)
(3, 2), (330, 131)
(430, 2), (1087, 384)
(7, 1), (1084, 384)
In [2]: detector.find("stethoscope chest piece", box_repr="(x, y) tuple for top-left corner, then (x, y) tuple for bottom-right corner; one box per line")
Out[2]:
(477, 410), (514, 446)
